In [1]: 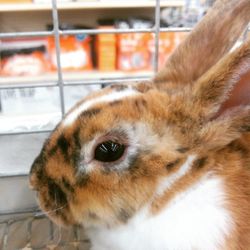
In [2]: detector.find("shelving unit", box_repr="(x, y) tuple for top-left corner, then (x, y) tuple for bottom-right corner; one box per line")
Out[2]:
(0, 1), (175, 134)
(0, 0), (166, 136)
(0, 0), (183, 124)
(0, 70), (153, 85)
(0, 1), (184, 12)
(0, 1), (182, 87)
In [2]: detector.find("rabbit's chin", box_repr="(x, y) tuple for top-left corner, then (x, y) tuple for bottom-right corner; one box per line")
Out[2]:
(37, 193), (77, 227)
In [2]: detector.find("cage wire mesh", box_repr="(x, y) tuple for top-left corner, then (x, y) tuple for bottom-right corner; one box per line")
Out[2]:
(0, 213), (91, 250)
(0, 0), (248, 249)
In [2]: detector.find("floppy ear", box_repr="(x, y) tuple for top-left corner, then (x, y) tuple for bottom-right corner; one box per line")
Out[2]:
(190, 40), (250, 150)
(154, 0), (250, 87)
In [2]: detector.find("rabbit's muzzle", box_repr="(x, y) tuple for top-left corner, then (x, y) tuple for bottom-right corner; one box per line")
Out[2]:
(29, 156), (75, 226)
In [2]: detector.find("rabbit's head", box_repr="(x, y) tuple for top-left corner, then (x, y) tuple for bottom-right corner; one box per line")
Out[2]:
(30, 0), (250, 228)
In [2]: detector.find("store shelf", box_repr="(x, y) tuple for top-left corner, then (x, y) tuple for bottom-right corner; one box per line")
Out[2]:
(0, 0), (184, 12)
(0, 70), (154, 85)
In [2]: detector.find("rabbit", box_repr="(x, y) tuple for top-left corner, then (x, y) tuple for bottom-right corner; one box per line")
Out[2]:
(29, 0), (250, 249)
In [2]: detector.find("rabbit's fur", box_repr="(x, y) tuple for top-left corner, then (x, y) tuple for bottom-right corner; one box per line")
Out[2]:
(30, 0), (250, 249)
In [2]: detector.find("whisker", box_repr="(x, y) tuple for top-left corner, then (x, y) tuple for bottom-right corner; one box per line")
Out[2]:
(54, 191), (58, 208)
(35, 204), (66, 217)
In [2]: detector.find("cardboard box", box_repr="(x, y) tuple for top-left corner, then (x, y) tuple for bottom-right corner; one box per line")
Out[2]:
(96, 26), (117, 71)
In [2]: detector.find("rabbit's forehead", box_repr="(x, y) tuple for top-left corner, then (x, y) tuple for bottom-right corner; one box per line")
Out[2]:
(62, 88), (139, 127)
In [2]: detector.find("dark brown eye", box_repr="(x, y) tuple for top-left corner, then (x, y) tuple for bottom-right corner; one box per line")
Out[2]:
(94, 141), (125, 162)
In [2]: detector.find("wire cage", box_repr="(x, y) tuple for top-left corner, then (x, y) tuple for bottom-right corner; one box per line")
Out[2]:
(0, 213), (91, 250)
(0, 0), (248, 249)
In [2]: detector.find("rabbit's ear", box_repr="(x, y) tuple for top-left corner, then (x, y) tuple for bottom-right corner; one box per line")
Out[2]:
(191, 41), (250, 150)
(154, 0), (250, 87)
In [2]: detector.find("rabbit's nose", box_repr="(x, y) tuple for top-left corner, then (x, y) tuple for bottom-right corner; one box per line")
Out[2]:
(29, 153), (45, 190)
(29, 162), (41, 191)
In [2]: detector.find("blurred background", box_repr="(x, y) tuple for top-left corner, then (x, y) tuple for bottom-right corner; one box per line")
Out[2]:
(0, 0), (217, 133)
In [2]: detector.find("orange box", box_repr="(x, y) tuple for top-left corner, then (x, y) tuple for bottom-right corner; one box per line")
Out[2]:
(117, 32), (151, 72)
(147, 32), (189, 70)
(0, 38), (48, 76)
(47, 35), (93, 71)
(96, 26), (116, 71)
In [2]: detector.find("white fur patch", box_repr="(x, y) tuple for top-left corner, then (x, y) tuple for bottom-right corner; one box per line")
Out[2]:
(87, 175), (233, 250)
(156, 155), (196, 196)
(63, 89), (139, 126)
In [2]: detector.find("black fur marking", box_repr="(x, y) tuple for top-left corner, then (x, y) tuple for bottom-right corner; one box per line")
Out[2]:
(47, 145), (58, 157)
(135, 83), (152, 93)
(110, 100), (123, 106)
(30, 153), (46, 174)
(126, 155), (140, 173)
(110, 84), (128, 91)
(193, 157), (207, 169)
(57, 210), (69, 223)
(62, 177), (74, 193)
(228, 141), (249, 156)
(76, 174), (90, 187)
(176, 147), (189, 153)
(71, 152), (80, 168)
(36, 166), (48, 185)
(57, 134), (70, 158)
(48, 179), (67, 206)
(180, 128), (187, 135)
(71, 128), (81, 167)
(73, 127), (81, 148)
(30, 153), (49, 188)
(240, 125), (250, 132)
(80, 108), (101, 120)
(166, 159), (180, 170)
(117, 208), (132, 223)
(134, 99), (147, 112)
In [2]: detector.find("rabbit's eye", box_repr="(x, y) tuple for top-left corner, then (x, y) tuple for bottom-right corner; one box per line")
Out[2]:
(94, 141), (125, 162)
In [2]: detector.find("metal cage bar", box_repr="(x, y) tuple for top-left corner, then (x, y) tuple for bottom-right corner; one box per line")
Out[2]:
(153, 0), (161, 73)
(0, 27), (193, 39)
(52, 0), (66, 116)
(0, 0), (167, 136)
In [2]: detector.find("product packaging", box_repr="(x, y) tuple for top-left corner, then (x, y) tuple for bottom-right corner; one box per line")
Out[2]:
(116, 19), (153, 72)
(0, 38), (48, 76)
(47, 24), (93, 71)
(95, 25), (117, 72)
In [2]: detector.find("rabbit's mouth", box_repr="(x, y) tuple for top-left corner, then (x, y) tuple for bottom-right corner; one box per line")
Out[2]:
(36, 181), (77, 227)
(30, 162), (76, 226)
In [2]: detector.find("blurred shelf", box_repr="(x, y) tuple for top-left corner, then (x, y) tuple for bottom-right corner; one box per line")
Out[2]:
(0, 1), (184, 12)
(0, 70), (154, 85)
